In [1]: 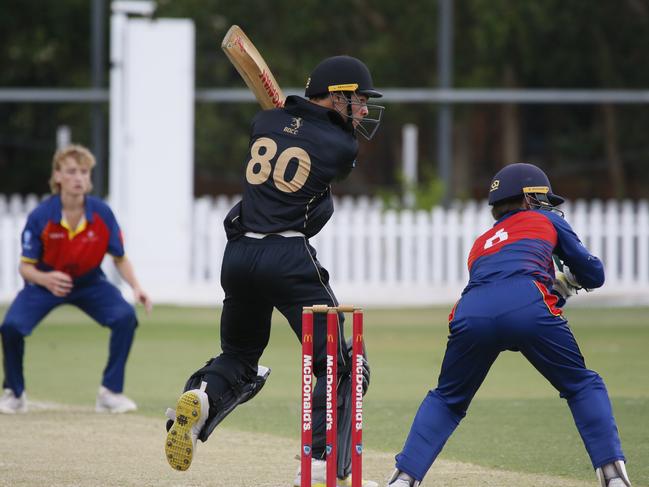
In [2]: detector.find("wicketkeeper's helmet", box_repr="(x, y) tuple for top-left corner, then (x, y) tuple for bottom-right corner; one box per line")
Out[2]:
(304, 55), (383, 98)
(488, 163), (565, 209)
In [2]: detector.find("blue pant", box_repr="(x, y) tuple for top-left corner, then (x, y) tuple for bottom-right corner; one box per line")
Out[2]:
(396, 278), (625, 481)
(1, 274), (138, 396)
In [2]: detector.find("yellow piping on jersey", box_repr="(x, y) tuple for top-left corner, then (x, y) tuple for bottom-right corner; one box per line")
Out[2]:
(20, 256), (38, 264)
(61, 216), (87, 239)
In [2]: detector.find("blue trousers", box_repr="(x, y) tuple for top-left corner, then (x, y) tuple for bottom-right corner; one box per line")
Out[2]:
(396, 278), (625, 481)
(1, 275), (137, 396)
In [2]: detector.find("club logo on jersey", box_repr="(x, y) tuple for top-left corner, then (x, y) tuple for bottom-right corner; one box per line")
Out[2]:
(283, 117), (303, 135)
(83, 229), (98, 243)
(490, 180), (500, 192)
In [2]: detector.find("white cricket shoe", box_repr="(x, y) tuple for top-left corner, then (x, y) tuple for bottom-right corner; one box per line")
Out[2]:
(596, 461), (632, 487)
(607, 480), (631, 487)
(338, 475), (378, 487)
(387, 469), (419, 487)
(293, 458), (378, 487)
(0, 388), (27, 414)
(95, 386), (137, 413)
(164, 384), (209, 471)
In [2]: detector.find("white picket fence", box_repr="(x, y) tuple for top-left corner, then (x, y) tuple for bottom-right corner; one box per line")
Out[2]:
(1, 194), (649, 306)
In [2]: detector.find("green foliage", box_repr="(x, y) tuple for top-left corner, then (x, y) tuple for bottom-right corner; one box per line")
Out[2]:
(3, 304), (648, 484)
(2, 1), (649, 197)
(379, 167), (445, 211)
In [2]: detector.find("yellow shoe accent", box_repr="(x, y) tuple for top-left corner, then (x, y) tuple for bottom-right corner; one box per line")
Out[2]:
(164, 391), (205, 471)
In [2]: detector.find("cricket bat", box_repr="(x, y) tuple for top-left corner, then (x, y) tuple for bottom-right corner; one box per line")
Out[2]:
(221, 25), (286, 109)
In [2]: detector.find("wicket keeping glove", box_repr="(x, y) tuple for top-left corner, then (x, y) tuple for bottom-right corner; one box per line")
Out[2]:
(552, 255), (582, 306)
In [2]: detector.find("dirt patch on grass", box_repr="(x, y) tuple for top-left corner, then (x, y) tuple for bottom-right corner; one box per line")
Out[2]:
(0, 407), (592, 487)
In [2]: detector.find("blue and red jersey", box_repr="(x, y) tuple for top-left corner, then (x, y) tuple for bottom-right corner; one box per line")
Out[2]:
(20, 195), (125, 280)
(464, 209), (604, 294)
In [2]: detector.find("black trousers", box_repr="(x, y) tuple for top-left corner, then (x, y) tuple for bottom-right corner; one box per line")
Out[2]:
(216, 235), (350, 460)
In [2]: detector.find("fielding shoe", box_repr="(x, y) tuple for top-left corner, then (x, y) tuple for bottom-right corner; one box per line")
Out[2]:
(165, 384), (209, 471)
(95, 386), (137, 413)
(0, 388), (27, 414)
(293, 458), (378, 487)
(387, 469), (420, 487)
(596, 461), (632, 487)
(607, 480), (631, 487)
(338, 475), (378, 487)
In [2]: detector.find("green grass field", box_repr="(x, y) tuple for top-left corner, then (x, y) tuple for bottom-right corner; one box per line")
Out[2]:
(2, 304), (647, 485)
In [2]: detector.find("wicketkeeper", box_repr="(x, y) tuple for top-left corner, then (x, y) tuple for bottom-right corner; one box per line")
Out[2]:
(388, 163), (631, 487)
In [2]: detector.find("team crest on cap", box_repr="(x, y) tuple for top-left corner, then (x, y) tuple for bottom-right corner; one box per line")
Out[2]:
(490, 180), (500, 192)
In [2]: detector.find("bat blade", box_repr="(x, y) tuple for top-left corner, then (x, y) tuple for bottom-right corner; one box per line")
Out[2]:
(221, 25), (286, 109)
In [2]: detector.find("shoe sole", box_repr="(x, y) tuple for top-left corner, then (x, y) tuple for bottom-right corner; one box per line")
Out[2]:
(165, 391), (204, 471)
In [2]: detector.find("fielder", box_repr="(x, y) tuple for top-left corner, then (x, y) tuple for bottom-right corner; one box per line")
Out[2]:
(0, 144), (152, 414)
(164, 56), (383, 487)
(388, 163), (631, 487)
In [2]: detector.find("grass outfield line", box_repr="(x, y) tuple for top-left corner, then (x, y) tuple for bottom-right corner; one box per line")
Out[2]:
(0, 407), (595, 487)
(0, 305), (647, 485)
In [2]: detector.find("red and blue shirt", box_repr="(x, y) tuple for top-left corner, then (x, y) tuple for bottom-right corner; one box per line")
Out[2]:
(20, 195), (125, 280)
(464, 209), (604, 294)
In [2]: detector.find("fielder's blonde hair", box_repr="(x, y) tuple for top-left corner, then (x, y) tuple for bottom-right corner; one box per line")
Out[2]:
(49, 144), (96, 194)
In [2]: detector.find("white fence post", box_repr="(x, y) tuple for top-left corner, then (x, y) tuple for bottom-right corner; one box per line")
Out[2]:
(384, 210), (398, 285)
(620, 200), (634, 286)
(589, 200), (604, 266)
(604, 200), (620, 284)
(638, 201), (649, 286)
(431, 206), (444, 286)
(415, 210), (430, 284)
(446, 206), (460, 286)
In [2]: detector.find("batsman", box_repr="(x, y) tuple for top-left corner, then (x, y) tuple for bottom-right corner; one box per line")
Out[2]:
(164, 55), (383, 487)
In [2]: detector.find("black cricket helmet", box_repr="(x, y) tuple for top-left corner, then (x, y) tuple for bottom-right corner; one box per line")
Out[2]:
(304, 55), (382, 98)
(488, 163), (565, 210)
(305, 55), (384, 140)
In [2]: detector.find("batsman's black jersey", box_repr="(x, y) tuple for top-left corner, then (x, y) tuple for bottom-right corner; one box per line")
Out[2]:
(224, 96), (358, 239)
